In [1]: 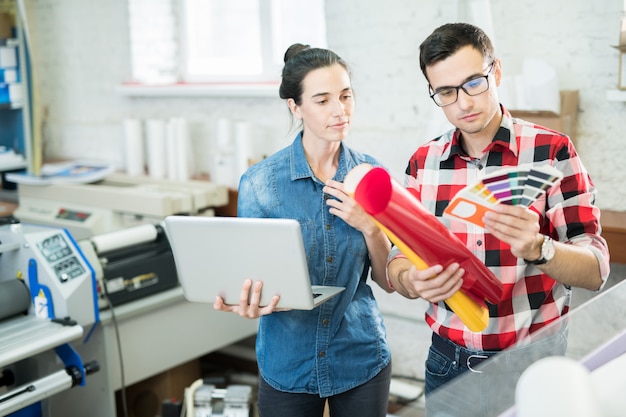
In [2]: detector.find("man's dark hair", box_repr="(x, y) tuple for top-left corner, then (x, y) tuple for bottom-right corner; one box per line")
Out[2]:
(419, 23), (495, 81)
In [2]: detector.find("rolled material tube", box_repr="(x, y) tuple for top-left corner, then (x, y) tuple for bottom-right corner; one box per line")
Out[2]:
(0, 280), (31, 321)
(345, 164), (504, 332)
(90, 223), (159, 254)
(516, 357), (596, 417)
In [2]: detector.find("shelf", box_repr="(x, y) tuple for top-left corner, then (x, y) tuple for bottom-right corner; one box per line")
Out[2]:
(606, 89), (626, 101)
(0, 102), (22, 110)
(117, 82), (279, 98)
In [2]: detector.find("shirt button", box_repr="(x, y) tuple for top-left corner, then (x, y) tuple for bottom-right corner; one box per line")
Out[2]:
(325, 224), (330, 230)
(322, 319), (329, 326)
(324, 194), (330, 200)
(326, 256), (332, 263)
(477, 240), (483, 246)
(319, 351), (325, 357)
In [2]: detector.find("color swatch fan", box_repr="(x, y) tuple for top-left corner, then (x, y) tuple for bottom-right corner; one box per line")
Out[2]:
(444, 165), (563, 228)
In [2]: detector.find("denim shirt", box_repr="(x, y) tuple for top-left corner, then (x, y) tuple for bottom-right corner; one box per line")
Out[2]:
(237, 132), (391, 397)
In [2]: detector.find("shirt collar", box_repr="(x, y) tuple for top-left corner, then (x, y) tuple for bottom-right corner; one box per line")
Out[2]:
(444, 105), (519, 160)
(289, 131), (348, 182)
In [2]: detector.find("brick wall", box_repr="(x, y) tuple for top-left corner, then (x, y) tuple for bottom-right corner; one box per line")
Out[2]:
(24, 0), (626, 209)
(18, 0), (625, 381)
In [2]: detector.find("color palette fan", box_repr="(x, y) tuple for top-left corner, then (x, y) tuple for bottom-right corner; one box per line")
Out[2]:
(444, 165), (563, 228)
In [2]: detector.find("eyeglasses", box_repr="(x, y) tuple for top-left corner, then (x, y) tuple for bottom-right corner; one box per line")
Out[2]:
(429, 61), (495, 107)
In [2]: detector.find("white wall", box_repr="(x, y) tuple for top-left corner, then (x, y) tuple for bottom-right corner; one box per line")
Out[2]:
(21, 0), (626, 209)
(325, 0), (626, 210)
(16, 0), (625, 381)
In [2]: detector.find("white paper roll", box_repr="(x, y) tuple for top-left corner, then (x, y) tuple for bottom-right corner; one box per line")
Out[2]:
(175, 118), (191, 181)
(234, 120), (251, 180)
(514, 75), (531, 110)
(123, 119), (145, 176)
(146, 119), (167, 179)
(522, 58), (560, 114)
(516, 356), (597, 417)
(166, 119), (178, 181)
(215, 118), (232, 153)
(91, 223), (159, 254)
(212, 153), (236, 188)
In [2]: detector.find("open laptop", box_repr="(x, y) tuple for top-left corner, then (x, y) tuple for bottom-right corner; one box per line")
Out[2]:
(163, 215), (345, 310)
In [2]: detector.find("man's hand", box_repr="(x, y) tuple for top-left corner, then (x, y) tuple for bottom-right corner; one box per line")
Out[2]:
(483, 204), (543, 260)
(389, 258), (464, 303)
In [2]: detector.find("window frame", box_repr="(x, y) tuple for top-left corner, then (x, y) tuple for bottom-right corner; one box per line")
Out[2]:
(123, 0), (327, 96)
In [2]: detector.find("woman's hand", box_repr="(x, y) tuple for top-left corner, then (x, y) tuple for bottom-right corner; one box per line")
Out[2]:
(213, 279), (283, 318)
(323, 179), (378, 235)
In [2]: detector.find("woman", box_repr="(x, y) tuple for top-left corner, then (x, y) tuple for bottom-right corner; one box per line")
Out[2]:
(214, 44), (393, 417)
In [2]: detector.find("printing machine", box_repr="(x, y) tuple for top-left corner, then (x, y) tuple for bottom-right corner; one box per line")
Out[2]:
(0, 174), (258, 417)
(14, 173), (229, 307)
(0, 219), (100, 417)
(12, 172), (229, 240)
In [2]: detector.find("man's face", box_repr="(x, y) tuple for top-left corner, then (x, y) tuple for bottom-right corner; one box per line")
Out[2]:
(426, 45), (502, 138)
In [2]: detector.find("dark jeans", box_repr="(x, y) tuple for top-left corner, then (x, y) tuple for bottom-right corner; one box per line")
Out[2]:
(425, 328), (568, 417)
(257, 362), (392, 417)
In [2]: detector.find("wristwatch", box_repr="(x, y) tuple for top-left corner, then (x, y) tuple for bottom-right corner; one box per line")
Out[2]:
(525, 235), (555, 265)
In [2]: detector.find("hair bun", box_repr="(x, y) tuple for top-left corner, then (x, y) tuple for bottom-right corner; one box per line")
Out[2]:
(284, 43), (311, 64)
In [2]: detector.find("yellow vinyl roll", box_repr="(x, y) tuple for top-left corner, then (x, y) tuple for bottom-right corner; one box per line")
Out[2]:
(377, 221), (489, 333)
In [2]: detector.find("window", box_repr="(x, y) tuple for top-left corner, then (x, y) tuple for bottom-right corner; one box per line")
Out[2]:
(127, 0), (327, 86)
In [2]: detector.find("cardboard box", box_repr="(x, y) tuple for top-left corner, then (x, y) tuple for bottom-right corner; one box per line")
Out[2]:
(0, 13), (13, 39)
(509, 90), (579, 145)
(617, 47), (626, 90)
(611, 16), (626, 89)
(117, 359), (202, 417)
(600, 210), (626, 264)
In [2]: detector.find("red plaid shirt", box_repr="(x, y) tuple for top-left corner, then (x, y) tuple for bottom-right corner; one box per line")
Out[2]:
(391, 106), (610, 351)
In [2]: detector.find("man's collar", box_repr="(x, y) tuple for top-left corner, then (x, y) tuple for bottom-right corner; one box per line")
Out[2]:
(446, 105), (518, 160)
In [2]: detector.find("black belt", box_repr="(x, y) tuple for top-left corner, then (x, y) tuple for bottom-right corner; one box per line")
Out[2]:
(431, 333), (499, 373)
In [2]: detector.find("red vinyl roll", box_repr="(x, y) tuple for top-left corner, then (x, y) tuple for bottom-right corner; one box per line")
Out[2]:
(353, 166), (503, 305)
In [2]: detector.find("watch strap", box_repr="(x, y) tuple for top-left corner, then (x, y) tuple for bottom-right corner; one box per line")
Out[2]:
(524, 235), (552, 265)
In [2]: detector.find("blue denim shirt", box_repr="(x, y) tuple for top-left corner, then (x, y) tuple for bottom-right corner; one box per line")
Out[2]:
(237, 132), (391, 397)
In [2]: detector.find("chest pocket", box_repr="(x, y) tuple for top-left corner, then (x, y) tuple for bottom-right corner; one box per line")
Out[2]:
(297, 218), (317, 265)
(341, 221), (368, 257)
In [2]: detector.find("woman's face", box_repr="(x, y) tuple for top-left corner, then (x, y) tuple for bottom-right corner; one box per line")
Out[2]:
(289, 63), (354, 145)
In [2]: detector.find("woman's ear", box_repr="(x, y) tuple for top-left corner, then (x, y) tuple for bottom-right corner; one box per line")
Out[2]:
(287, 98), (302, 120)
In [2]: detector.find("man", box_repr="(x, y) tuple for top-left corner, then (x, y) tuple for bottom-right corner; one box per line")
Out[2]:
(386, 23), (610, 415)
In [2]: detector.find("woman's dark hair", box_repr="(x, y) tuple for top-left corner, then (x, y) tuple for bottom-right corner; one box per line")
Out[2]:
(279, 43), (350, 105)
(419, 23), (495, 81)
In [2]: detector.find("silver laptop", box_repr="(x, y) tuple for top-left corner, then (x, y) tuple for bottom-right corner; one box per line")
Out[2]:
(163, 215), (345, 310)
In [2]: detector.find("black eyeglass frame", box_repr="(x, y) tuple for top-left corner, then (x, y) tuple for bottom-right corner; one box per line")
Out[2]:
(429, 61), (496, 107)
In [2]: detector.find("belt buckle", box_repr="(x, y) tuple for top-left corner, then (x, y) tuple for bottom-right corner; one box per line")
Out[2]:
(466, 354), (488, 373)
